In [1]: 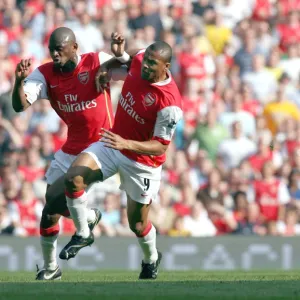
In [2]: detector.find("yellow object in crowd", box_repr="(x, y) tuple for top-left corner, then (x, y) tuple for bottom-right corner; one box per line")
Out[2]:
(205, 25), (232, 55)
(263, 100), (300, 134)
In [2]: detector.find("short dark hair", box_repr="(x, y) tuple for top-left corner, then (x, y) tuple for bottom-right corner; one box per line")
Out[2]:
(148, 41), (172, 63)
(233, 191), (247, 203)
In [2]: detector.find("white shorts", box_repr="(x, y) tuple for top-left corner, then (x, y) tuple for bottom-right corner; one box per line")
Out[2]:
(83, 142), (162, 204)
(45, 150), (77, 185)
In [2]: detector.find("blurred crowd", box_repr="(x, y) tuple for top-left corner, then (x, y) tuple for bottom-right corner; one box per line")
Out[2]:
(1, 0), (300, 237)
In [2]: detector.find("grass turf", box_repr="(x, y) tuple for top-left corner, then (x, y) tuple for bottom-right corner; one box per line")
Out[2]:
(1, 271), (300, 299)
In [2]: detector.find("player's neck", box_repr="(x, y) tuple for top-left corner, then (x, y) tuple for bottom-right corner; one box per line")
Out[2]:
(153, 71), (168, 84)
(59, 55), (78, 73)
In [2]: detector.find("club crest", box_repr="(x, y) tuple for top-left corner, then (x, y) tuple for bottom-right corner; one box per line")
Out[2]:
(143, 93), (156, 107)
(78, 71), (89, 84)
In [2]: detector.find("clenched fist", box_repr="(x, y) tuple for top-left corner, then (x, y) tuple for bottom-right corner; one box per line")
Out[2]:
(15, 59), (32, 81)
(111, 32), (125, 58)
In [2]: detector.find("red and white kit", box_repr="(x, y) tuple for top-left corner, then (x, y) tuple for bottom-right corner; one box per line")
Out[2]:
(23, 52), (117, 184)
(248, 179), (290, 221)
(84, 50), (183, 204)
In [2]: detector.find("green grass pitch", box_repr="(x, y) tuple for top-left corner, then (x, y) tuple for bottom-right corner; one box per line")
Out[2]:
(1, 271), (300, 299)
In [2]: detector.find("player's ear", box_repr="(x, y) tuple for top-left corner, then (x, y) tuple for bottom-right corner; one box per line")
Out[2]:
(73, 42), (78, 51)
(165, 62), (170, 71)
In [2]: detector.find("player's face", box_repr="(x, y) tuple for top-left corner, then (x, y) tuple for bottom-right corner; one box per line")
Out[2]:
(48, 41), (76, 67)
(141, 50), (167, 82)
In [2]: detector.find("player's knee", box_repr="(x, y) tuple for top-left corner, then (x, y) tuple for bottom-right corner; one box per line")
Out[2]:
(41, 207), (60, 229)
(129, 221), (146, 236)
(64, 172), (85, 192)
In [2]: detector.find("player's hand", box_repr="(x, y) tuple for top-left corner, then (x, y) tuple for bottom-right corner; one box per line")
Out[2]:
(95, 66), (109, 93)
(111, 32), (125, 57)
(99, 128), (129, 150)
(15, 59), (32, 81)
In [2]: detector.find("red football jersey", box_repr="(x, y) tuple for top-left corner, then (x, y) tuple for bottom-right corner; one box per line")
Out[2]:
(14, 198), (40, 236)
(178, 51), (206, 94)
(252, 179), (291, 221)
(112, 50), (183, 167)
(24, 52), (114, 155)
(248, 151), (273, 172)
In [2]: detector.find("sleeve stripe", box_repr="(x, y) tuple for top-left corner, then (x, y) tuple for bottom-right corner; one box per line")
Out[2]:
(152, 136), (170, 145)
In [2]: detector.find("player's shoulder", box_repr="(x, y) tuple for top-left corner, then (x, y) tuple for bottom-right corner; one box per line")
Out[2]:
(131, 49), (146, 65)
(80, 52), (100, 63)
(27, 61), (54, 82)
(134, 49), (146, 59)
(38, 61), (54, 74)
(153, 76), (182, 109)
(81, 51), (114, 66)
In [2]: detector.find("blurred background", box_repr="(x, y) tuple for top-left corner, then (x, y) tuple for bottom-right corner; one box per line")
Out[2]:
(1, 0), (300, 242)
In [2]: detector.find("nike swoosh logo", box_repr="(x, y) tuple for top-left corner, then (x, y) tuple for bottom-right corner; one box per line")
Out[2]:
(50, 85), (58, 88)
(128, 72), (133, 76)
(43, 269), (58, 280)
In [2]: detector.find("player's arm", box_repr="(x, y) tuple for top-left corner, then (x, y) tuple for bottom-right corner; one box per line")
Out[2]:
(100, 129), (168, 156)
(12, 59), (48, 112)
(12, 59), (32, 112)
(100, 106), (183, 156)
(96, 50), (130, 92)
(111, 32), (142, 65)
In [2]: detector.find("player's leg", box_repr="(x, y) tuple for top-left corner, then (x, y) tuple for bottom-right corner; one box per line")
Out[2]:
(119, 156), (162, 279)
(37, 158), (102, 279)
(59, 152), (103, 260)
(127, 194), (162, 279)
(60, 141), (119, 260)
(36, 177), (64, 281)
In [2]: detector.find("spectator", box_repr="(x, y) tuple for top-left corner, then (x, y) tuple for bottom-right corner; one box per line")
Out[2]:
(205, 13), (232, 55)
(168, 215), (191, 237)
(10, 181), (43, 236)
(277, 206), (300, 236)
(243, 54), (278, 104)
(234, 28), (262, 76)
(182, 202), (217, 237)
(288, 169), (300, 202)
(218, 121), (256, 169)
(248, 161), (290, 223)
(72, 12), (105, 53)
(128, 1), (163, 40)
(1, 0), (300, 237)
(206, 201), (238, 235)
(219, 92), (256, 137)
(192, 109), (228, 161)
(197, 168), (225, 207)
(263, 84), (300, 134)
(114, 206), (135, 237)
(279, 44), (300, 84)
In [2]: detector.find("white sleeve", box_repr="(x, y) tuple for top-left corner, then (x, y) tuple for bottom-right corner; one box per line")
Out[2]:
(23, 68), (48, 104)
(98, 51), (113, 64)
(278, 181), (290, 205)
(153, 106), (183, 143)
(99, 51), (128, 81)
